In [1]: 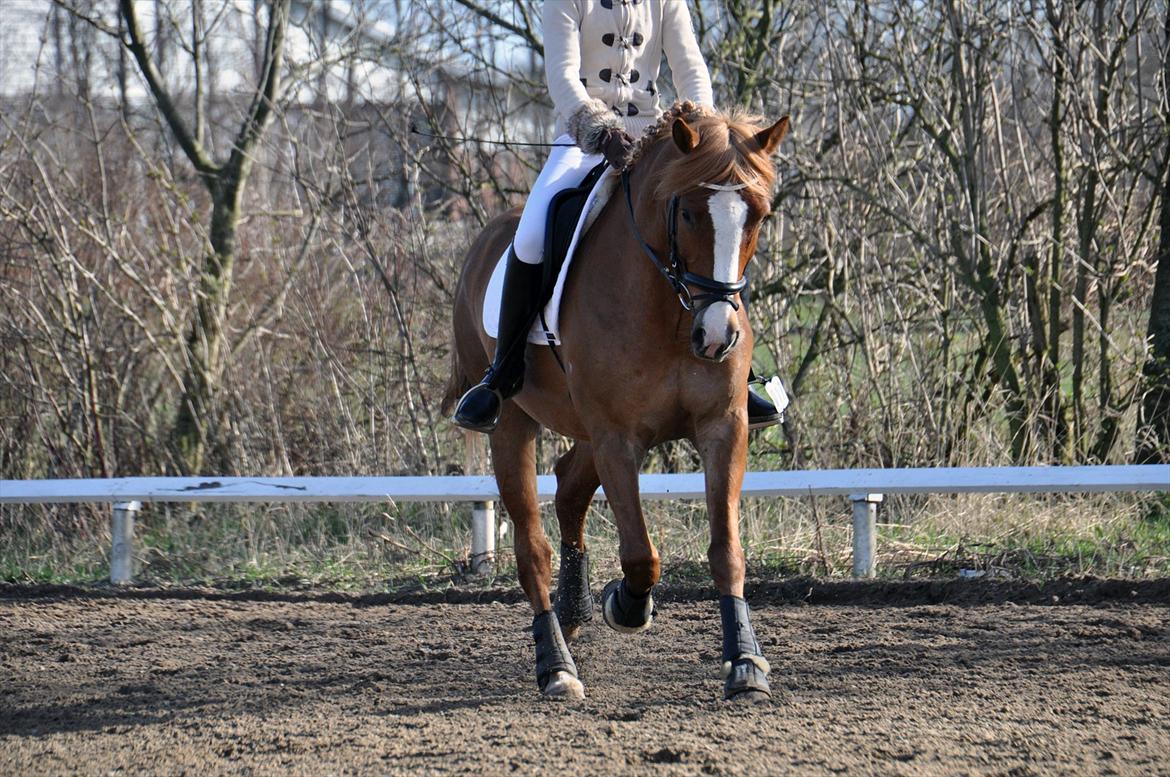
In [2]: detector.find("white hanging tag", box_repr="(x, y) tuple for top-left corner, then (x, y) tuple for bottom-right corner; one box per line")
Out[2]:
(763, 375), (790, 417)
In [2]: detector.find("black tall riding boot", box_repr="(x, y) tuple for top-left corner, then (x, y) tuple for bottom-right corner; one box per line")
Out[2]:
(740, 272), (782, 430)
(747, 369), (782, 430)
(453, 247), (544, 433)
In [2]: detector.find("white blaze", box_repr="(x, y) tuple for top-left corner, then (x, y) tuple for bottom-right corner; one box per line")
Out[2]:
(709, 190), (749, 285)
(696, 190), (748, 357)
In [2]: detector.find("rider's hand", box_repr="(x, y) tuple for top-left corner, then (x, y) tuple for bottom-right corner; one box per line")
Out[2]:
(601, 129), (635, 169)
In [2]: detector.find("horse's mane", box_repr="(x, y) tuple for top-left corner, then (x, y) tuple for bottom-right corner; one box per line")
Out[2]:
(627, 101), (776, 203)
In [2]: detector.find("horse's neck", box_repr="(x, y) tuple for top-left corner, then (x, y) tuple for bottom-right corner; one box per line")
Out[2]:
(578, 155), (688, 344)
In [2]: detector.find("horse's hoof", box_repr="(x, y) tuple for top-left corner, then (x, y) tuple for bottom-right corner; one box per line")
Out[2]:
(561, 623), (582, 642)
(601, 579), (654, 634)
(723, 657), (772, 701)
(542, 671), (585, 700)
(727, 688), (771, 704)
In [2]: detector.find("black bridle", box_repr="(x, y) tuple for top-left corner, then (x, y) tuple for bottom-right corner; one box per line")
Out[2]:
(621, 168), (749, 313)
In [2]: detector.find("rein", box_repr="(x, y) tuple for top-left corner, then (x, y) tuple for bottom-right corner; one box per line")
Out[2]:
(620, 169), (748, 313)
(409, 125), (576, 148)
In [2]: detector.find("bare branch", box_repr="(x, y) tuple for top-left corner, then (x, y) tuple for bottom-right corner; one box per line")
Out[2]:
(117, 0), (218, 178)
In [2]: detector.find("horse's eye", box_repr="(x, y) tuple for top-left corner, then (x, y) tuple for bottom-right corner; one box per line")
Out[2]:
(681, 209), (693, 225)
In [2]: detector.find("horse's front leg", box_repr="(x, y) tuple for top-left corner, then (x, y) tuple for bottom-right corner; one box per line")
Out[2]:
(592, 435), (658, 634)
(695, 416), (771, 702)
(490, 405), (584, 700)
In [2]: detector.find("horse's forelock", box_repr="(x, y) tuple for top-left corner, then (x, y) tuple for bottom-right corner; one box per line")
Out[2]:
(629, 103), (776, 203)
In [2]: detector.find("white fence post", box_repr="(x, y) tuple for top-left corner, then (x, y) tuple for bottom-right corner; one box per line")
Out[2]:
(110, 501), (141, 585)
(465, 432), (494, 575)
(470, 501), (496, 574)
(850, 493), (883, 579)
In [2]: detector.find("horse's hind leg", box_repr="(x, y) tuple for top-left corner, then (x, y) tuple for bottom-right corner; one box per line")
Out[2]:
(489, 405), (584, 700)
(695, 418), (771, 702)
(553, 442), (600, 640)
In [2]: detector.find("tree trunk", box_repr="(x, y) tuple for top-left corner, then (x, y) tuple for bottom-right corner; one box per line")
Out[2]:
(1045, 0), (1068, 462)
(1135, 148), (1170, 463)
(1135, 9), (1170, 464)
(172, 198), (238, 472)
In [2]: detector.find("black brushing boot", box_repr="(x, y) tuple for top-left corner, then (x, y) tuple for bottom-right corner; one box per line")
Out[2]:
(554, 543), (594, 635)
(720, 595), (771, 700)
(532, 610), (584, 698)
(601, 579), (654, 633)
(454, 247), (544, 433)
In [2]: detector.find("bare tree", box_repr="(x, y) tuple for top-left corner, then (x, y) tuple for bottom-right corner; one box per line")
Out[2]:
(1136, 5), (1170, 464)
(111, 0), (292, 472)
(2, 0), (1164, 485)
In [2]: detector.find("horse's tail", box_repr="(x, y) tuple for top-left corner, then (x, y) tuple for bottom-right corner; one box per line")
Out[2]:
(440, 346), (471, 419)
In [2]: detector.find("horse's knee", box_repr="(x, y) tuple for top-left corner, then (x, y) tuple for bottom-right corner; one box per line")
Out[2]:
(515, 535), (553, 591)
(554, 493), (591, 539)
(620, 554), (660, 594)
(516, 535), (552, 569)
(553, 489), (584, 521)
(707, 541), (745, 592)
(707, 540), (744, 566)
(554, 448), (597, 545)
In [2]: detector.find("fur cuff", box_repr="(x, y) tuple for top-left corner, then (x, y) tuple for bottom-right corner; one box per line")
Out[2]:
(566, 99), (623, 154)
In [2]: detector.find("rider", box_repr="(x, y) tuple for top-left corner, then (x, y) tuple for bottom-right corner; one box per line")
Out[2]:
(454, 0), (782, 433)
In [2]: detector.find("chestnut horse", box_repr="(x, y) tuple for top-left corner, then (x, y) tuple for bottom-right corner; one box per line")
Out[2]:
(443, 103), (789, 701)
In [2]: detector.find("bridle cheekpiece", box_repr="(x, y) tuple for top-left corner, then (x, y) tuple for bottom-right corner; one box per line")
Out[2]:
(621, 169), (754, 313)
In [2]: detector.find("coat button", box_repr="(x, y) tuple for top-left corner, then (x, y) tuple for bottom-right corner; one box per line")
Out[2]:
(627, 104), (639, 116)
(631, 31), (644, 46)
(599, 68), (612, 83)
(602, 32), (615, 47)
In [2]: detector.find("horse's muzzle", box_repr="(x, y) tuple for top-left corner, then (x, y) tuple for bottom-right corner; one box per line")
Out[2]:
(692, 304), (741, 362)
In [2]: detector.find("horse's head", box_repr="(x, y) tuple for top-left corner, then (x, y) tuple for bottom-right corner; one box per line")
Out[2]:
(628, 105), (789, 362)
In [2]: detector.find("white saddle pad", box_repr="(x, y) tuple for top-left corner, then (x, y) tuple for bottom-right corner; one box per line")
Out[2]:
(483, 168), (620, 346)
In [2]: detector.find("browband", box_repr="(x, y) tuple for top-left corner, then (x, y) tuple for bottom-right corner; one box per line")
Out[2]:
(698, 181), (752, 191)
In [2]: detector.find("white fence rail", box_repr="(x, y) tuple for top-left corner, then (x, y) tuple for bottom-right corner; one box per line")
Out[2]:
(2, 465), (1167, 583)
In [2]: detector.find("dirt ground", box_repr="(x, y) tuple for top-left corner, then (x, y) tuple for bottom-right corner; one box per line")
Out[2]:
(2, 579), (1168, 776)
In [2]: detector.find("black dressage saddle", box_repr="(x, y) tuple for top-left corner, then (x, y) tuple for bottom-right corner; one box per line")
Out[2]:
(538, 160), (610, 307)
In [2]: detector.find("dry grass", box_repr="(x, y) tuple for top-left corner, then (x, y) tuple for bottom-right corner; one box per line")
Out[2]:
(3, 490), (1166, 589)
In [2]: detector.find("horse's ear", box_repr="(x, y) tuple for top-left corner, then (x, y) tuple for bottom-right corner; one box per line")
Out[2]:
(672, 118), (700, 154)
(753, 116), (790, 155)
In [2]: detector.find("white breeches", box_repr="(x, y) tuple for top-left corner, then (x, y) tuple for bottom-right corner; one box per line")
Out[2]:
(513, 134), (603, 265)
